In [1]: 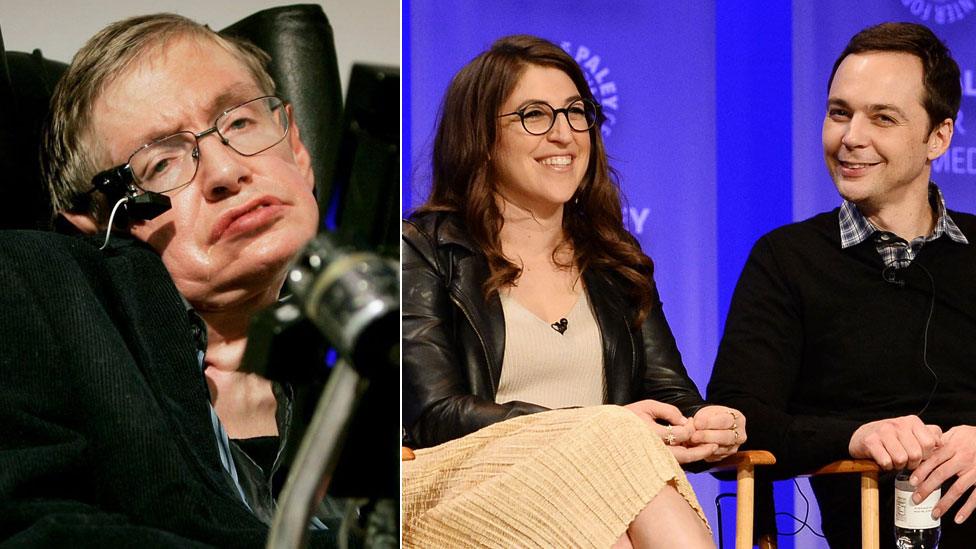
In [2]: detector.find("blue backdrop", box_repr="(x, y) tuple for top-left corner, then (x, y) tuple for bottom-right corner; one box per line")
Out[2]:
(404, 2), (976, 547)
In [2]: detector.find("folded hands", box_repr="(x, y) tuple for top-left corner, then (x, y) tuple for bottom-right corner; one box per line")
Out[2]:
(624, 400), (746, 464)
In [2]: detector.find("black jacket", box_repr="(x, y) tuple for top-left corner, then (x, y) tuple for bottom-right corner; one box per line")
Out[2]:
(402, 212), (706, 448)
(0, 231), (337, 548)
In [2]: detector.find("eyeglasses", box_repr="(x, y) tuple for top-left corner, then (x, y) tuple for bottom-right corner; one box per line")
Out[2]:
(498, 99), (600, 135)
(102, 95), (290, 196)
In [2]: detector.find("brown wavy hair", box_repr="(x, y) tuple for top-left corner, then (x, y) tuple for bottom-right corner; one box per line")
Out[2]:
(417, 34), (656, 327)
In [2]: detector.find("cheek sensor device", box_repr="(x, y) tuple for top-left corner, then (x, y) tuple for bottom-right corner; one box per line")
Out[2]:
(89, 165), (172, 250)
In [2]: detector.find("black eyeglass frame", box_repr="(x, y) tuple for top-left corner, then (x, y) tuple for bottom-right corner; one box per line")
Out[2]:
(497, 98), (601, 136)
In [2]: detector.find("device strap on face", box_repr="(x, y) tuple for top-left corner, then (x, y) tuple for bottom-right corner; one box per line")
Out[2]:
(89, 164), (172, 250)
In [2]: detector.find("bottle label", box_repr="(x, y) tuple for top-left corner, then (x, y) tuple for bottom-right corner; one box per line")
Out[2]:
(894, 484), (940, 529)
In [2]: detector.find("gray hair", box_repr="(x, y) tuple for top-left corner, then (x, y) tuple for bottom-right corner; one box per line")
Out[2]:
(42, 13), (276, 224)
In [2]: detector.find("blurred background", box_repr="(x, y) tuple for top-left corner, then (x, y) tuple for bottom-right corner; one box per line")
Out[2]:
(403, 1), (976, 547)
(0, 0), (399, 94)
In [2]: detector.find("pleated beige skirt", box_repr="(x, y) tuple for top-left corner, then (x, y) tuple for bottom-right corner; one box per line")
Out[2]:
(402, 405), (708, 548)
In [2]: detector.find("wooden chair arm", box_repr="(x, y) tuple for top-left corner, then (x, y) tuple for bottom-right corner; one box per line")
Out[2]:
(808, 458), (879, 476)
(696, 456), (879, 549)
(701, 449), (777, 473)
(402, 447), (416, 461)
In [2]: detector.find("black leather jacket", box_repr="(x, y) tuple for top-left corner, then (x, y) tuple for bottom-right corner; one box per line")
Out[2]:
(402, 212), (707, 448)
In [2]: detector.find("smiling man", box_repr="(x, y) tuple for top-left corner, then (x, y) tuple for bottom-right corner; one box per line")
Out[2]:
(707, 22), (976, 547)
(0, 14), (338, 547)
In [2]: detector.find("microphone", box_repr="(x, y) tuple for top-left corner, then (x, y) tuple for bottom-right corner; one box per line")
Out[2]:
(240, 231), (398, 381)
(882, 265), (905, 287)
(262, 233), (399, 546)
(284, 232), (399, 377)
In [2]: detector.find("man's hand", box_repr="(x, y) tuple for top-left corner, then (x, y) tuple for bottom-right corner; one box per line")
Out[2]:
(911, 425), (976, 524)
(624, 400), (713, 463)
(689, 405), (747, 462)
(848, 415), (942, 470)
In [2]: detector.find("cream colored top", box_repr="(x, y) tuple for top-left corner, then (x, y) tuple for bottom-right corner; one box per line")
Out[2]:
(495, 290), (604, 408)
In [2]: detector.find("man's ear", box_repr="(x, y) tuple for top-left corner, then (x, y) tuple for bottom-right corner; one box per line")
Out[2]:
(927, 118), (954, 160)
(60, 211), (100, 234)
(285, 104), (315, 191)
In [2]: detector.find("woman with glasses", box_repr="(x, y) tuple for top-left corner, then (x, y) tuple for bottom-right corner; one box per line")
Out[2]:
(403, 35), (743, 548)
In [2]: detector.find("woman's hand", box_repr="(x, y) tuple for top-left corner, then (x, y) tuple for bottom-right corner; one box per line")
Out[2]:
(689, 405), (747, 462)
(624, 400), (717, 463)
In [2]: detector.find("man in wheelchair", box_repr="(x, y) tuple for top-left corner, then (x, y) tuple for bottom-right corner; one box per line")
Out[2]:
(0, 12), (354, 548)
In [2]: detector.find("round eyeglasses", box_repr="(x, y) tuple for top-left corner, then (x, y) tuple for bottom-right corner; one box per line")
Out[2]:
(498, 99), (600, 135)
(122, 95), (290, 195)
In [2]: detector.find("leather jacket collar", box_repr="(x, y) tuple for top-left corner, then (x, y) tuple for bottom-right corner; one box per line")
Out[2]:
(404, 212), (637, 404)
(402, 211), (706, 448)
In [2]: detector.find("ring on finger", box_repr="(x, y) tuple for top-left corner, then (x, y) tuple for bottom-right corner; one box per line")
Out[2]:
(732, 429), (740, 443)
(665, 424), (676, 446)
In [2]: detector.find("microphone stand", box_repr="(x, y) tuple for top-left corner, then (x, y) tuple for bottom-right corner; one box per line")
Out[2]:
(257, 233), (398, 549)
(267, 358), (367, 549)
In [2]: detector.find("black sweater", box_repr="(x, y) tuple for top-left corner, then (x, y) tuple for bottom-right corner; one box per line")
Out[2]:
(0, 231), (337, 547)
(708, 208), (976, 477)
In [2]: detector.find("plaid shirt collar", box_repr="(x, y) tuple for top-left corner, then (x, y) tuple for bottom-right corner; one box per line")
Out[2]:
(839, 183), (969, 249)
